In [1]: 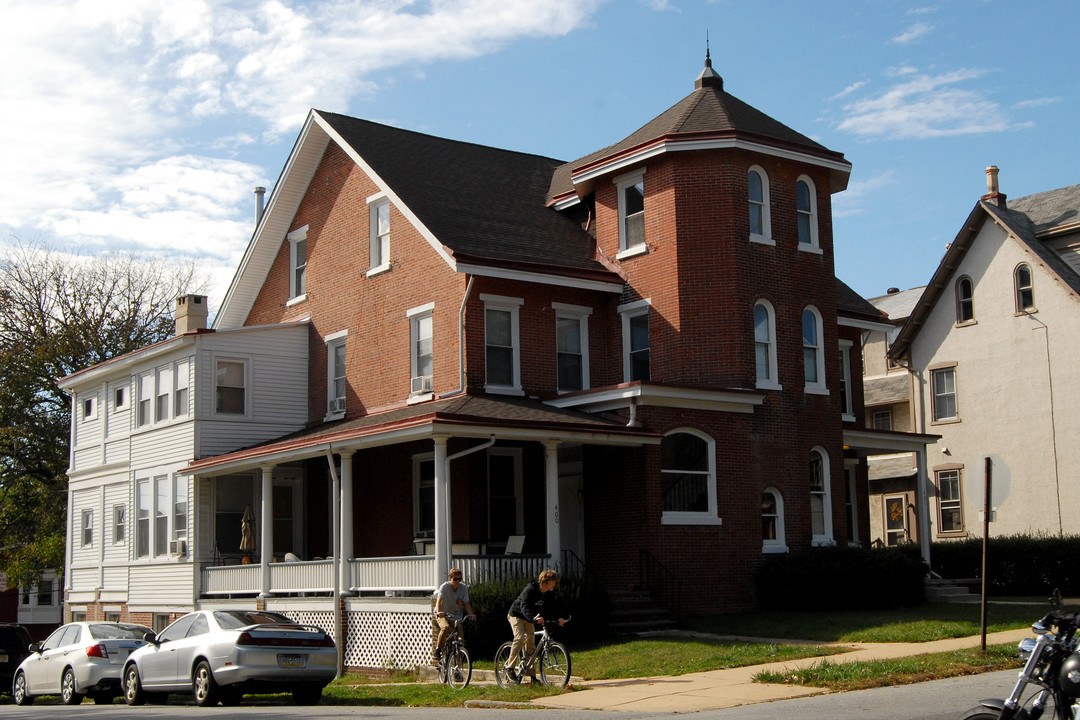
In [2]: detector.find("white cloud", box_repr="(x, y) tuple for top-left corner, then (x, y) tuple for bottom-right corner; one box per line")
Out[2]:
(892, 22), (934, 44)
(835, 68), (1013, 140)
(830, 81), (868, 101)
(1014, 96), (1062, 109)
(832, 172), (896, 217)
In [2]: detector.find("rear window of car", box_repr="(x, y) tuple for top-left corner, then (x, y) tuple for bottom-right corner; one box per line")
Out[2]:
(0, 625), (31, 651)
(87, 624), (153, 640)
(214, 611), (294, 630)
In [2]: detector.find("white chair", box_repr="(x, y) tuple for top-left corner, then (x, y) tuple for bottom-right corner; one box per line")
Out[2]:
(284, 552), (301, 562)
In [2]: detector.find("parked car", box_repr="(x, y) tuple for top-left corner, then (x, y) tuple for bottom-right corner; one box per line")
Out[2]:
(13, 621), (154, 705)
(122, 610), (336, 706)
(0, 623), (33, 695)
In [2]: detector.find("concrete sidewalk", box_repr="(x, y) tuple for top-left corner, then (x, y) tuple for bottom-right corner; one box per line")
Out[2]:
(530, 628), (1033, 713)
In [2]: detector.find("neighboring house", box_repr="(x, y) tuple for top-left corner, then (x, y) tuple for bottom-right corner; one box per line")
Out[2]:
(61, 57), (931, 670)
(890, 167), (1080, 543)
(0, 572), (62, 639)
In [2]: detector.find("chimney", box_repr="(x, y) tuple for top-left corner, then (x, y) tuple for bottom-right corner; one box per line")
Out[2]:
(175, 294), (208, 335)
(981, 165), (1007, 209)
(254, 186), (266, 227)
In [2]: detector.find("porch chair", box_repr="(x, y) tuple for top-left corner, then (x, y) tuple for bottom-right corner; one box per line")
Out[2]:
(504, 535), (525, 555)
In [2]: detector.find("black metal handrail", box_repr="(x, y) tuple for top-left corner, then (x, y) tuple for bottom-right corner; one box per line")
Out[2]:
(639, 548), (682, 625)
(561, 548), (586, 578)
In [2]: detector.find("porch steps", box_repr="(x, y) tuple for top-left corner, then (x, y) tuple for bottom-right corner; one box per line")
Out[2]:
(926, 577), (980, 603)
(607, 589), (679, 634)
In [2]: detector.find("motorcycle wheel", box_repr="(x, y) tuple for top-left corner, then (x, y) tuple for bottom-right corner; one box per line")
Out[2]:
(961, 709), (1001, 720)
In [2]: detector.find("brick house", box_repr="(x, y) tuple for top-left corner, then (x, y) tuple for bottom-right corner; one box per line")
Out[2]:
(61, 57), (932, 669)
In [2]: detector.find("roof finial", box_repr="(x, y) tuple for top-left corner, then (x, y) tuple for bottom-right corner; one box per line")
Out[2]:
(695, 32), (723, 91)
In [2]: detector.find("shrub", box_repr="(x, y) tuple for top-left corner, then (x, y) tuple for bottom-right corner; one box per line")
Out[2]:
(931, 533), (1080, 596)
(757, 544), (927, 610)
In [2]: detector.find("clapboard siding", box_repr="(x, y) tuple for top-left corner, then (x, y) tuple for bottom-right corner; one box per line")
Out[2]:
(69, 486), (101, 568)
(128, 563), (195, 607)
(130, 423), (195, 469)
(103, 481), (131, 563)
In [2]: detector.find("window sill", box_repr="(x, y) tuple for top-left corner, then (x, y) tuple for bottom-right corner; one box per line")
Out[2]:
(842, 413), (856, 423)
(407, 392), (433, 405)
(286, 293), (308, 307)
(798, 244), (823, 255)
(661, 514), (723, 526)
(323, 411), (345, 422)
(804, 384), (829, 396)
(955, 319), (978, 328)
(749, 234), (775, 246)
(755, 380), (782, 391)
(485, 386), (525, 397)
(811, 537), (836, 547)
(366, 263), (391, 278)
(616, 245), (648, 261)
(762, 543), (789, 554)
(931, 417), (961, 426)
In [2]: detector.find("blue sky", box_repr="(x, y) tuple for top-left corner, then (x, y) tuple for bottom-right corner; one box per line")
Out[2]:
(2, 0), (1077, 309)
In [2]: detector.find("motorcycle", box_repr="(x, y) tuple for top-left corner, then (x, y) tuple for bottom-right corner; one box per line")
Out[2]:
(964, 592), (1080, 720)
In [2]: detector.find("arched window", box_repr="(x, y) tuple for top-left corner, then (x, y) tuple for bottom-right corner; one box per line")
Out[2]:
(660, 429), (720, 525)
(748, 166), (772, 243)
(956, 276), (974, 323)
(754, 301), (779, 389)
(762, 487), (787, 553)
(809, 447), (834, 545)
(1015, 264), (1035, 312)
(796, 176), (819, 250)
(802, 307), (825, 392)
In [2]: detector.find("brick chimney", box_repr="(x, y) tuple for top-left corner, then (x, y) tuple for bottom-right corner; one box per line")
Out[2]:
(981, 165), (1007, 209)
(175, 294), (208, 335)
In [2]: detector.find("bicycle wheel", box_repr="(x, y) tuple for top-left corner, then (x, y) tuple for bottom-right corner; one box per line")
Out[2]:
(539, 641), (571, 688)
(493, 642), (516, 688)
(446, 644), (472, 689)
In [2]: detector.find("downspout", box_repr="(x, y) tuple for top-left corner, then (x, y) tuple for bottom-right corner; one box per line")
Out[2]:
(1026, 314), (1063, 535)
(439, 275), (474, 399)
(324, 451), (342, 680)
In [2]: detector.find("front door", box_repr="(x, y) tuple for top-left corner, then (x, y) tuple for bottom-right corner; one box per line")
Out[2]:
(884, 494), (909, 545)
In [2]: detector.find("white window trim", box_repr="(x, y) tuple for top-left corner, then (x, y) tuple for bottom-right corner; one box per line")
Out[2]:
(660, 428), (722, 526)
(810, 446), (834, 546)
(753, 300), (781, 390)
(287, 225), (308, 304)
(135, 471), (189, 561)
(213, 355), (252, 418)
(81, 509), (93, 547)
(112, 383), (128, 412)
(761, 487), (787, 553)
(81, 394), (97, 421)
(481, 294), (524, 396)
(839, 339), (855, 422)
(132, 359), (193, 429)
(748, 165), (774, 246)
(618, 298), (651, 384)
(412, 452), (435, 537)
(113, 504), (126, 545)
(553, 302), (592, 393)
(173, 359), (190, 418)
(407, 303), (435, 403)
(367, 194), (391, 277)
(324, 330), (348, 420)
(931, 364), (959, 423)
(803, 306), (827, 395)
(796, 176), (821, 253)
(614, 169), (647, 258)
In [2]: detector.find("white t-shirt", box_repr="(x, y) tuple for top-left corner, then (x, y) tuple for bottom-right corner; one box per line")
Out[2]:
(434, 581), (470, 620)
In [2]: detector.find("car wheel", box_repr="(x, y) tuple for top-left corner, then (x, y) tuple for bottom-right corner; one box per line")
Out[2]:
(193, 660), (220, 707)
(61, 667), (84, 705)
(124, 663), (146, 706)
(13, 671), (34, 705)
(292, 684), (323, 706)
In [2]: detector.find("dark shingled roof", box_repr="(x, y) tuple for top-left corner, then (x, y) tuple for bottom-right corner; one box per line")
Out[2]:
(316, 110), (611, 277)
(836, 278), (887, 322)
(1007, 183), (1080, 235)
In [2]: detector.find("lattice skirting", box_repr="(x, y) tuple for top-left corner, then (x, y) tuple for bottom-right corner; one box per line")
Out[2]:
(281, 603), (434, 671)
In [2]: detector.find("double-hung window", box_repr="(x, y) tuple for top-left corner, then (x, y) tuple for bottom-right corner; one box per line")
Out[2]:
(753, 300), (779, 389)
(796, 176), (819, 251)
(136, 473), (189, 558)
(1015, 264), (1035, 312)
(113, 505), (126, 544)
(936, 468), (964, 533)
(287, 225), (308, 303)
(748, 166), (772, 244)
(956, 276), (975, 324)
(615, 170), (646, 257)
(809, 447), (834, 545)
(482, 294), (523, 395)
(155, 365), (172, 423)
(802, 307), (826, 393)
(81, 509), (93, 547)
(137, 372), (153, 427)
(553, 303), (591, 393)
(325, 330), (347, 417)
(660, 430), (721, 525)
(838, 340), (854, 420)
(407, 303), (434, 398)
(368, 195), (391, 276)
(174, 360), (189, 417)
(761, 488), (787, 553)
(412, 453), (435, 538)
(931, 365), (958, 422)
(619, 299), (651, 383)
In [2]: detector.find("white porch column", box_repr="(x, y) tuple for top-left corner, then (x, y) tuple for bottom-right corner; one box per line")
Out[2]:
(433, 436), (450, 584)
(339, 452), (354, 594)
(259, 465), (274, 598)
(914, 446), (932, 568)
(544, 440), (561, 571)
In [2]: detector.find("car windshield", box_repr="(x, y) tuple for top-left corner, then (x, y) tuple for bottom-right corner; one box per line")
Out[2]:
(214, 611), (294, 630)
(87, 623), (152, 640)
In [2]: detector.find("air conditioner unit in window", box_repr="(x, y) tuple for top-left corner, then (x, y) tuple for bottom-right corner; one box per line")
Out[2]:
(410, 375), (433, 394)
(169, 538), (187, 557)
(328, 397), (346, 414)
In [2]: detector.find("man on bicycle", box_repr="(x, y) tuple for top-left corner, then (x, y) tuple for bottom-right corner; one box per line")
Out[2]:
(506, 568), (566, 682)
(433, 567), (475, 663)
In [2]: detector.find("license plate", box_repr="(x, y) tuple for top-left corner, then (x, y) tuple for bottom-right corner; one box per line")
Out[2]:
(278, 654), (305, 668)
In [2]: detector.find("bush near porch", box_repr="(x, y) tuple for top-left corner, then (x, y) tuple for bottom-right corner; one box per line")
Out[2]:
(757, 545), (928, 611)
(930, 533), (1080, 596)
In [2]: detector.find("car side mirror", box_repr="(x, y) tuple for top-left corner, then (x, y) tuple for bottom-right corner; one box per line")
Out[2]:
(28, 642), (41, 654)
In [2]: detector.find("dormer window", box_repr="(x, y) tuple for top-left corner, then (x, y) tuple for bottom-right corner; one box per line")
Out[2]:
(796, 177), (820, 252)
(615, 170), (646, 258)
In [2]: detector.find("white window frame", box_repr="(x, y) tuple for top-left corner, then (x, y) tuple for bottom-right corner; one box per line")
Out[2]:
(325, 330), (348, 419)
(173, 359), (189, 418)
(412, 452), (435, 538)
(873, 409), (892, 431)
(619, 298), (651, 384)
(154, 364), (172, 423)
(1015, 263), (1035, 313)
(936, 468), (965, 534)
(931, 365), (958, 422)
(137, 372), (152, 427)
(81, 509), (93, 547)
(136, 472), (189, 559)
(839, 339), (855, 421)
(367, 194), (391, 277)
(553, 302), (592, 393)
(802, 306), (827, 394)
(287, 225), (308, 304)
(407, 303), (434, 401)
(753, 300), (780, 390)
(796, 175), (820, 252)
(82, 395), (97, 420)
(214, 356), (250, 417)
(748, 165), (773, 245)
(956, 275), (975, 324)
(761, 487), (787, 553)
(615, 169), (647, 259)
(112, 384), (127, 412)
(660, 429), (722, 526)
(810, 446), (834, 546)
(113, 504), (126, 544)
(481, 294), (524, 395)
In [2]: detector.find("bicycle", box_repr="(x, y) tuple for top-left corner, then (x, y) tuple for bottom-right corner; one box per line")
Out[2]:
(493, 618), (571, 689)
(436, 618), (472, 689)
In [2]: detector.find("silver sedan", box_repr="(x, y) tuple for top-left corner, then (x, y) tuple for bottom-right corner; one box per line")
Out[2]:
(13, 621), (153, 705)
(122, 610), (337, 706)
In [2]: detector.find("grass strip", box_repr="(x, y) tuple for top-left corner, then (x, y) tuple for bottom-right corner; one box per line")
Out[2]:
(753, 642), (1022, 692)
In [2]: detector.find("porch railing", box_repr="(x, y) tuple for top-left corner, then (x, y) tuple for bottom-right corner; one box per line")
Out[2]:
(348, 556), (434, 593)
(270, 558), (334, 594)
(453, 554), (551, 584)
(202, 563), (261, 596)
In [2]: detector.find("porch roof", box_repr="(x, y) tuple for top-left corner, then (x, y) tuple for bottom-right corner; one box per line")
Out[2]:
(184, 393), (659, 476)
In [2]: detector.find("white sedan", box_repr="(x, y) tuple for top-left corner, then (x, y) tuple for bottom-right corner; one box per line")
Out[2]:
(13, 621), (154, 705)
(122, 610), (336, 706)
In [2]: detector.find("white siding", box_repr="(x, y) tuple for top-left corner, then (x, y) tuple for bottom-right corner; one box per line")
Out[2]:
(69, 486), (101, 570)
(128, 563), (195, 609)
(103, 481), (130, 565)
